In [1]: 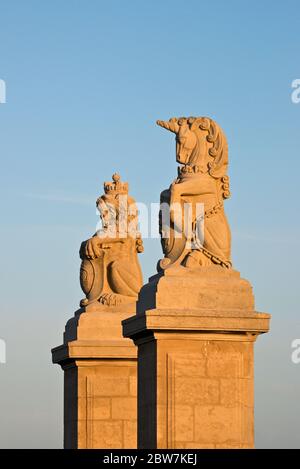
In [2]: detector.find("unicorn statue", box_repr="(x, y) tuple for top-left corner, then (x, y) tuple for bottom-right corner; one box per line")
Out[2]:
(157, 116), (231, 270)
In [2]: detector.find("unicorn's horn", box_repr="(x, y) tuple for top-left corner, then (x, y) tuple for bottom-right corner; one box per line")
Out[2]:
(156, 119), (179, 134)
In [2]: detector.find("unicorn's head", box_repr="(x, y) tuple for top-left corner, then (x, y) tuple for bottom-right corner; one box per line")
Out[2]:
(157, 116), (228, 177)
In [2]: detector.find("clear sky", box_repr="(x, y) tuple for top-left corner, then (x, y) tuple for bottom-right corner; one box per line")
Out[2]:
(0, 0), (300, 448)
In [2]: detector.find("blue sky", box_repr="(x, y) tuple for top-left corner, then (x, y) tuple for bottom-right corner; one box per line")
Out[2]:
(0, 0), (300, 448)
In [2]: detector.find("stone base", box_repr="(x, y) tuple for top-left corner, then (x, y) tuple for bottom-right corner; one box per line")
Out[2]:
(52, 304), (137, 449)
(122, 266), (270, 449)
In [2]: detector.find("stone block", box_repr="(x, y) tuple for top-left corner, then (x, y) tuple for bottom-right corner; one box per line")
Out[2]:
(112, 397), (136, 420)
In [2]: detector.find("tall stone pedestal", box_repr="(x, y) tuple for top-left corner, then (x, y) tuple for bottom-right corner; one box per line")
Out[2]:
(52, 304), (137, 449)
(123, 266), (270, 449)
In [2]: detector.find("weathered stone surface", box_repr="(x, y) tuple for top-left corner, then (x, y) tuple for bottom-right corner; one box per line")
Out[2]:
(112, 397), (136, 420)
(194, 405), (244, 444)
(123, 279), (264, 450)
(123, 420), (137, 449)
(174, 377), (220, 405)
(174, 405), (194, 442)
(123, 316), (263, 448)
(53, 315), (138, 448)
(91, 421), (123, 448)
(129, 376), (137, 397)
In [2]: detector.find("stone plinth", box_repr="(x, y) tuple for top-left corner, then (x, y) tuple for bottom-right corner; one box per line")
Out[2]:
(122, 266), (270, 449)
(52, 304), (137, 449)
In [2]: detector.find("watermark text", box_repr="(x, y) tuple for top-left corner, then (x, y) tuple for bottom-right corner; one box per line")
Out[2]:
(0, 79), (6, 104)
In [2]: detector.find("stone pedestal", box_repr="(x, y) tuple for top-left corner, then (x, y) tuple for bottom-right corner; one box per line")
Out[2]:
(123, 266), (270, 449)
(52, 303), (137, 449)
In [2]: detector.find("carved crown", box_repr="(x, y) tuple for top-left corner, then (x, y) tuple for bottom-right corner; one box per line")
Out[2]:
(104, 173), (129, 195)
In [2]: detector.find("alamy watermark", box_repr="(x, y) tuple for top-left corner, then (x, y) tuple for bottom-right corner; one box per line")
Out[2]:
(0, 339), (6, 364)
(94, 195), (205, 247)
(291, 338), (300, 364)
(0, 79), (6, 104)
(291, 79), (300, 103)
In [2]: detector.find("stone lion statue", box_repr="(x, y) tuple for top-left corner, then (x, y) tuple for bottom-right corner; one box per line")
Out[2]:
(79, 173), (143, 307)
